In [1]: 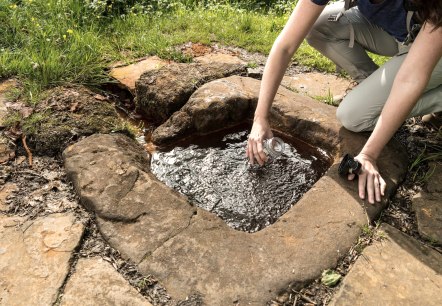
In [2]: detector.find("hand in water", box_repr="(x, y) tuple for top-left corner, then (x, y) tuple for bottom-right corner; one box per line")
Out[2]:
(347, 153), (386, 204)
(246, 118), (273, 166)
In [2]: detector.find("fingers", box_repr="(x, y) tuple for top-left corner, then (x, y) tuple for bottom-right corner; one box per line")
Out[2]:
(246, 138), (267, 166)
(356, 171), (386, 204)
(358, 172), (366, 200)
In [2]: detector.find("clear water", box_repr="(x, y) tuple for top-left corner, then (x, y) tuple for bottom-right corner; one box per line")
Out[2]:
(150, 128), (330, 232)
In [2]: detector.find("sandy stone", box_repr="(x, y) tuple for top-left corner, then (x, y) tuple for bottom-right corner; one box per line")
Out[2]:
(110, 56), (167, 93)
(0, 182), (18, 211)
(194, 53), (246, 65)
(135, 62), (247, 124)
(412, 192), (442, 243)
(331, 224), (442, 306)
(0, 213), (84, 306)
(61, 257), (152, 306)
(281, 72), (351, 101)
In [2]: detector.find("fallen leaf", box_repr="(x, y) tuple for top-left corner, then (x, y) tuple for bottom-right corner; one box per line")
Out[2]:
(321, 269), (341, 287)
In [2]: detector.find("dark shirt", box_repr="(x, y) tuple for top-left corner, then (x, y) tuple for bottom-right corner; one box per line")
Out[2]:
(311, 0), (410, 41)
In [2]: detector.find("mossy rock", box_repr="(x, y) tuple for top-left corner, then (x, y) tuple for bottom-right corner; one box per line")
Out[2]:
(23, 86), (130, 156)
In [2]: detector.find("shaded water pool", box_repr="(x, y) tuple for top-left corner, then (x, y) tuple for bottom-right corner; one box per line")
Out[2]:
(150, 125), (331, 232)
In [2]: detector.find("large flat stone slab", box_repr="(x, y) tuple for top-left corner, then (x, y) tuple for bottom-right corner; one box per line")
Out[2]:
(0, 213), (84, 305)
(61, 257), (153, 306)
(63, 134), (196, 263)
(331, 224), (442, 305)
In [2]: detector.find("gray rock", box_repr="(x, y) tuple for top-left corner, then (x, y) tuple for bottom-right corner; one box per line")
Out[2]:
(61, 257), (153, 306)
(135, 62), (247, 124)
(0, 213), (84, 305)
(330, 224), (442, 306)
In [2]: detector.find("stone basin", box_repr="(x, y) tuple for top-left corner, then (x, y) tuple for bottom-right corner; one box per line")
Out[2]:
(63, 75), (408, 305)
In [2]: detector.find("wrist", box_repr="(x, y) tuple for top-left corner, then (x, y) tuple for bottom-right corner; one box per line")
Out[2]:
(254, 113), (268, 122)
(358, 151), (378, 162)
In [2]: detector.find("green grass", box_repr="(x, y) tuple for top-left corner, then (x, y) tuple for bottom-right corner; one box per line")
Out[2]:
(0, 0), (387, 103)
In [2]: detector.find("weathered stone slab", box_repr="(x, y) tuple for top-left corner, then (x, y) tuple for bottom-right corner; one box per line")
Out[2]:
(135, 62), (247, 124)
(64, 132), (407, 304)
(412, 192), (442, 243)
(139, 168), (370, 304)
(0, 213), (84, 305)
(63, 134), (196, 262)
(110, 56), (167, 93)
(25, 86), (126, 156)
(281, 72), (351, 101)
(61, 257), (153, 306)
(331, 224), (442, 306)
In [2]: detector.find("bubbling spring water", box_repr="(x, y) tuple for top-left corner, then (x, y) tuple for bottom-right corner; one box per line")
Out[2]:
(150, 128), (330, 232)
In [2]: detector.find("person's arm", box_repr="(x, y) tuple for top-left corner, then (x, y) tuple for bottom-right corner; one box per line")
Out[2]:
(351, 22), (442, 204)
(247, 0), (325, 165)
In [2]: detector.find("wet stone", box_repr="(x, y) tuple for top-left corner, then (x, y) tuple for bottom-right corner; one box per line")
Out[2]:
(151, 128), (330, 232)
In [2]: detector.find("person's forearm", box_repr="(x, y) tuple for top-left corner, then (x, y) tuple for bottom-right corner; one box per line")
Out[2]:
(254, 0), (325, 121)
(361, 23), (442, 160)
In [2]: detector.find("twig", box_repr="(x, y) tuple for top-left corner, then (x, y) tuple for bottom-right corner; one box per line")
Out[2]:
(293, 295), (298, 306)
(299, 294), (317, 305)
(21, 134), (33, 167)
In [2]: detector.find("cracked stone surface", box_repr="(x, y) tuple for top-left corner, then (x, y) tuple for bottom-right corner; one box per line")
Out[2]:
(0, 213), (84, 305)
(331, 224), (442, 305)
(61, 257), (153, 306)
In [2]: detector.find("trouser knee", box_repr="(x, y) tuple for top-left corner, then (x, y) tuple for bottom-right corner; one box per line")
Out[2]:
(336, 98), (375, 132)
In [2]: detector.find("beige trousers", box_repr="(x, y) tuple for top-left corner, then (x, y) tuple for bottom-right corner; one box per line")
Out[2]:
(306, 1), (442, 132)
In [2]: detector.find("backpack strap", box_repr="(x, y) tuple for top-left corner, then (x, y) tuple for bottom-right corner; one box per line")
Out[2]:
(403, 0), (421, 45)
